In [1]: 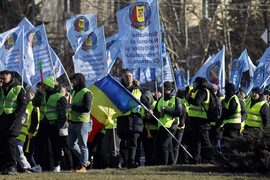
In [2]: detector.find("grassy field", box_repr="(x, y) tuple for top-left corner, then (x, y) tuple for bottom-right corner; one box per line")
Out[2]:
(1, 164), (270, 180)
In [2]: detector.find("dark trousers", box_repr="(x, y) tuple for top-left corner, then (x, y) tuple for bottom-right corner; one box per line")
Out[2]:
(88, 131), (105, 169)
(0, 132), (17, 170)
(60, 136), (73, 170)
(101, 129), (121, 168)
(156, 124), (177, 165)
(36, 121), (61, 171)
(24, 136), (37, 167)
(221, 127), (240, 147)
(172, 128), (184, 165)
(191, 128), (214, 163)
(142, 129), (158, 166)
(119, 133), (140, 166)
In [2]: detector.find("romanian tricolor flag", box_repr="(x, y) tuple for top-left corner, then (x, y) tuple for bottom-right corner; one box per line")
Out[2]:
(88, 74), (142, 142)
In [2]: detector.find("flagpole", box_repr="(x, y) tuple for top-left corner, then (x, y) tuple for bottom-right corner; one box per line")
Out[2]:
(108, 74), (193, 159)
(168, 55), (178, 92)
(140, 102), (193, 159)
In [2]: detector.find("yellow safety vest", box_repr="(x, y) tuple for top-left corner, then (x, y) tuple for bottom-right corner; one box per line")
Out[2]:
(157, 96), (178, 128)
(188, 89), (210, 119)
(245, 100), (267, 128)
(40, 92), (63, 121)
(69, 88), (92, 123)
(0, 85), (22, 115)
(223, 95), (241, 125)
(124, 88), (143, 116)
(17, 101), (40, 142)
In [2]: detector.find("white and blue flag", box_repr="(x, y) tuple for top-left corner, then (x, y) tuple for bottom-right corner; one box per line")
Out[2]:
(66, 14), (97, 52)
(0, 27), (24, 74)
(106, 33), (122, 71)
(117, 0), (162, 69)
(192, 46), (225, 94)
(73, 26), (108, 87)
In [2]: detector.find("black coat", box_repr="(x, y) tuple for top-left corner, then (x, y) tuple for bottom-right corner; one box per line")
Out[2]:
(0, 79), (27, 135)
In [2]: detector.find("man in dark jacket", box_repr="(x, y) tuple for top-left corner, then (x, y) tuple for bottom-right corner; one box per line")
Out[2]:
(68, 73), (93, 173)
(0, 70), (27, 175)
(117, 70), (143, 168)
(33, 76), (67, 172)
(187, 76), (215, 164)
(244, 87), (269, 131)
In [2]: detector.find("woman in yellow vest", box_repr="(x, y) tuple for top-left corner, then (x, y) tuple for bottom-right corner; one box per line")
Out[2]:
(219, 83), (242, 146)
(68, 73), (93, 173)
(0, 70), (27, 175)
(244, 87), (269, 132)
(32, 76), (68, 172)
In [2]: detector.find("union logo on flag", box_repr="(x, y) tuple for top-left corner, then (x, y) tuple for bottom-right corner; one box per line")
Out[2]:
(129, 2), (151, 30)
(4, 33), (17, 50)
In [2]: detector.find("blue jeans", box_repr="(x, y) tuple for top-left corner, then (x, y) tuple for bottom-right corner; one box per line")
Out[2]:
(68, 122), (92, 167)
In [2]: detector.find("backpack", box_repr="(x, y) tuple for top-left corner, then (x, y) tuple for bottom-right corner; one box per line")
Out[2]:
(202, 90), (222, 122)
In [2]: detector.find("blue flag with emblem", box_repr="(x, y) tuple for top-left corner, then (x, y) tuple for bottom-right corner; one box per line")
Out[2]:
(66, 14), (97, 53)
(117, 0), (162, 69)
(73, 26), (108, 87)
(0, 27), (24, 74)
(230, 49), (256, 91)
(18, 18), (62, 85)
(27, 24), (54, 86)
(49, 46), (65, 78)
(192, 46), (225, 94)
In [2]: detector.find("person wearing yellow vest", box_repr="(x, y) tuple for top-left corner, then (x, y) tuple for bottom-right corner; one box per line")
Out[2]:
(218, 83), (242, 147)
(244, 87), (269, 131)
(141, 91), (159, 166)
(155, 81), (185, 165)
(237, 88), (247, 134)
(186, 76), (215, 164)
(68, 73), (93, 173)
(16, 87), (40, 173)
(117, 70), (143, 169)
(32, 76), (67, 172)
(0, 70), (27, 175)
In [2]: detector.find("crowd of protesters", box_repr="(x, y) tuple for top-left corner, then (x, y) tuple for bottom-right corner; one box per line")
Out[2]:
(0, 69), (269, 175)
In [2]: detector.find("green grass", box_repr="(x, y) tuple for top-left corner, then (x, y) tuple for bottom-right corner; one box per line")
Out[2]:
(1, 165), (270, 180)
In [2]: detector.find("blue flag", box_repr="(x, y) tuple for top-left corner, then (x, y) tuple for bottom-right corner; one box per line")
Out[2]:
(106, 33), (122, 71)
(175, 68), (186, 90)
(251, 47), (270, 89)
(117, 0), (162, 69)
(230, 58), (243, 90)
(66, 14), (97, 52)
(0, 27), (24, 74)
(18, 18), (66, 81)
(73, 26), (108, 87)
(192, 46), (225, 94)
(230, 49), (256, 91)
(26, 24), (54, 86)
(49, 46), (65, 78)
